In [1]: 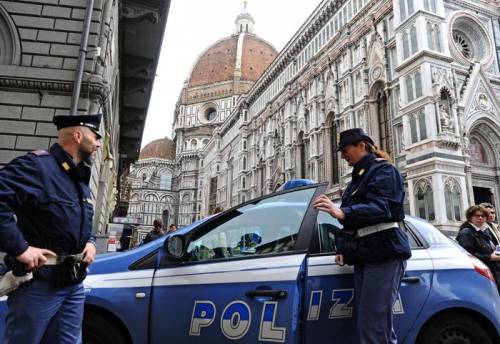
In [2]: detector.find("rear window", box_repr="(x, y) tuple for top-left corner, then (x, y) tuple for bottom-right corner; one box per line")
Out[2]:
(316, 213), (426, 253)
(405, 217), (451, 245)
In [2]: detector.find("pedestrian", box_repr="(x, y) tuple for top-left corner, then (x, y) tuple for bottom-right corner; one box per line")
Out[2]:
(479, 203), (500, 244)
(0, 114), (101, 343)
(143, 219), (165, 244)
(312, 128), (411, 344)
(167, 224), (177, 233)
(456, 205), (500, 290)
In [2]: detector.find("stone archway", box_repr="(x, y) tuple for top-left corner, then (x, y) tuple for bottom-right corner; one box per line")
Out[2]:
(468, 119), (500, 207)
(0, 5), (21, 65)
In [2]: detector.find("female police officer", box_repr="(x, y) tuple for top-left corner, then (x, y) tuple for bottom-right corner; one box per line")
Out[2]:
(313, 128), (411, 344)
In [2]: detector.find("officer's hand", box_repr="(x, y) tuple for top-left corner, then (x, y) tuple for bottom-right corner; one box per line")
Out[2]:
(81, 242), (96, 265)
(16, 246), (56, 270)
(335, 254), (345, 266)
(313, 195), (346, 220)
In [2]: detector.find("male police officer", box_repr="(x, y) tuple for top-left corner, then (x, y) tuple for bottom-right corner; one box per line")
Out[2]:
(0, 114), (101, 343)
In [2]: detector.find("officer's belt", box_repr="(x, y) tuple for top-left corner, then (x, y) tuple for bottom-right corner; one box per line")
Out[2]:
(355, 222), (399, 238)
(0, 254), (84, 296)
(44, 254), (84, 266)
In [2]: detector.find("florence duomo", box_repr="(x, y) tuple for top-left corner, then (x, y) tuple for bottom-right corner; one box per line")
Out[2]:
(125, 0), (500, 239)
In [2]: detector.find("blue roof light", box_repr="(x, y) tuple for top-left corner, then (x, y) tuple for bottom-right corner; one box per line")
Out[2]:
(279, 179), (316, 191)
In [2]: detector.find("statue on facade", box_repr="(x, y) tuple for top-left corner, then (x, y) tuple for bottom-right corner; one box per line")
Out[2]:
(439, 103), (455, 132)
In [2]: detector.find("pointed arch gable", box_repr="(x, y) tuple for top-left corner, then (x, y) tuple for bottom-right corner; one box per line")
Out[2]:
(463, 68), (500, 133)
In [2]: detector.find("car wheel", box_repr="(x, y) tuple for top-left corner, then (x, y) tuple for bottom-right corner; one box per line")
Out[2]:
(417, 313), (493, 344)
(83, 311), (129, 344)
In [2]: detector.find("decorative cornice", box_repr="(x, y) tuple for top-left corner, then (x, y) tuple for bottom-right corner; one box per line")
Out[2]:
(0, 76), (109, 101)
(247, 0), (342, 104)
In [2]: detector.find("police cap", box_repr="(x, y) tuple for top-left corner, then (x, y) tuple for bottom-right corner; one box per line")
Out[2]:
(53, 114), (102, 139)
(337, 128), (374, 152)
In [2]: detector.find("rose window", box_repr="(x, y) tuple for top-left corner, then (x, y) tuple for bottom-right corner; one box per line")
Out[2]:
(452, 30), (472, 60)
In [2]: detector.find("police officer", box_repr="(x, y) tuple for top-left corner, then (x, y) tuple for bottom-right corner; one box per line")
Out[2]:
(0, 114), (102, 343)
(313, 128), (411, 344)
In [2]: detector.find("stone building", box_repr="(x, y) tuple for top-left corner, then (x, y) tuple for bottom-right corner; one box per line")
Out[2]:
(125, 137), (176, 239)
(170, 0), (500, 234)
(0, 0), (169, 237)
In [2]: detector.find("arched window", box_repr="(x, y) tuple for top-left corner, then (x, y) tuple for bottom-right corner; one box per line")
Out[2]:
(242, 157), (247, 170)
(414, 70), (422, 98)
(406, 0), (414, 16)
(410, 26), (418, 54)
(191, 139), (197, 150)
(399, 0), (407, 20)
(415, 179), (435, 221)
(182, 194), (190, 214)
(424, 0), (437, 12)
(242, 176), (246, 189)
(406, 75), (414, 102)
(444, 178), (462, 221)
(377, 91), (391, 156)
(298, 132), (306, 179)
(0, 8), (21, 65)
(403, 31), (410, 59)
(427, 22), (434, 50)
(409, 110), (427, 144)
(145, 194), (159, 225)
(434, 25), (441, 52)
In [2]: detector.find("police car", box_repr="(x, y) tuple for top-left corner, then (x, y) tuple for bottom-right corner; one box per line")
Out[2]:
(1, 182), (500, 343)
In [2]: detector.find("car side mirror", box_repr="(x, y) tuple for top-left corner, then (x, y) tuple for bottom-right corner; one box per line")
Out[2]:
(164, 235), (185, 259)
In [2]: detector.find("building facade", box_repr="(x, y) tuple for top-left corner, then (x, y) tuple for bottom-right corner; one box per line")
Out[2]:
(125, 137), (177, 237)
(0, 0), (169, 238)
(141, 0), (500, 234)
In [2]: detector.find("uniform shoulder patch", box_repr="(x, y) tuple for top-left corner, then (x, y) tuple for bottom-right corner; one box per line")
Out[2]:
(31, 150), (49, 156)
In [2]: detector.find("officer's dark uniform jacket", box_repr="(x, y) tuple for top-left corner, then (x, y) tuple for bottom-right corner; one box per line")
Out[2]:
(456, 224), (500, 289)
(0, 143), (95, 282)
(337, 153), (411, 265)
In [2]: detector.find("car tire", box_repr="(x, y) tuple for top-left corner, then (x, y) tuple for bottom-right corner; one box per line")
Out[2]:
(83, 311), (129, 344)
(417, 313), (493, 344)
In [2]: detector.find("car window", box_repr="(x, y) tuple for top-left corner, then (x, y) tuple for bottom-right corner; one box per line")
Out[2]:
(317, 211), (343, 253)
(400, 220), (424, 248)
(316, 214), (424, 253)
(185, 187), (317, 262)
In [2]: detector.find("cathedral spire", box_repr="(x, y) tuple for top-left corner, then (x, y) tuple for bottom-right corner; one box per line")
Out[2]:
(235, 0), (254, 34)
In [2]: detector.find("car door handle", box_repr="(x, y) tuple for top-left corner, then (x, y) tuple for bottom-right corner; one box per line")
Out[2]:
(402, 276), (420, 283)
(246, 289), (288, 300)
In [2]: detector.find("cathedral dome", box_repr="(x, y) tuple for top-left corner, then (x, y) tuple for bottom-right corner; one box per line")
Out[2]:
(139, 138), (176, 160)
(187, 34), (277, 88)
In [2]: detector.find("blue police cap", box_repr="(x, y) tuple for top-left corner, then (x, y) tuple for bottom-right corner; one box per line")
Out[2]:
(53, 114), (102, 139)
(336, 128), (374, 152)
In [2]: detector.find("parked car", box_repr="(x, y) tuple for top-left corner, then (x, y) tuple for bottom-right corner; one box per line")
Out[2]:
(1, 182), (499, 343)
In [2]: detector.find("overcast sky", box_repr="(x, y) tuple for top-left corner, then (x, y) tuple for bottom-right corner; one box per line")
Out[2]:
(141, 0), (322, 147)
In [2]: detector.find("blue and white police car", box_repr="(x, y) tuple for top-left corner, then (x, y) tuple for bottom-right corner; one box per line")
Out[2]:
(1, 182), (499, 343)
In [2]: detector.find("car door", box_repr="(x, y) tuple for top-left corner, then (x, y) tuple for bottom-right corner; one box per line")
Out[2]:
(149, 184), (326, 343)
(303, 214), (433, 343)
